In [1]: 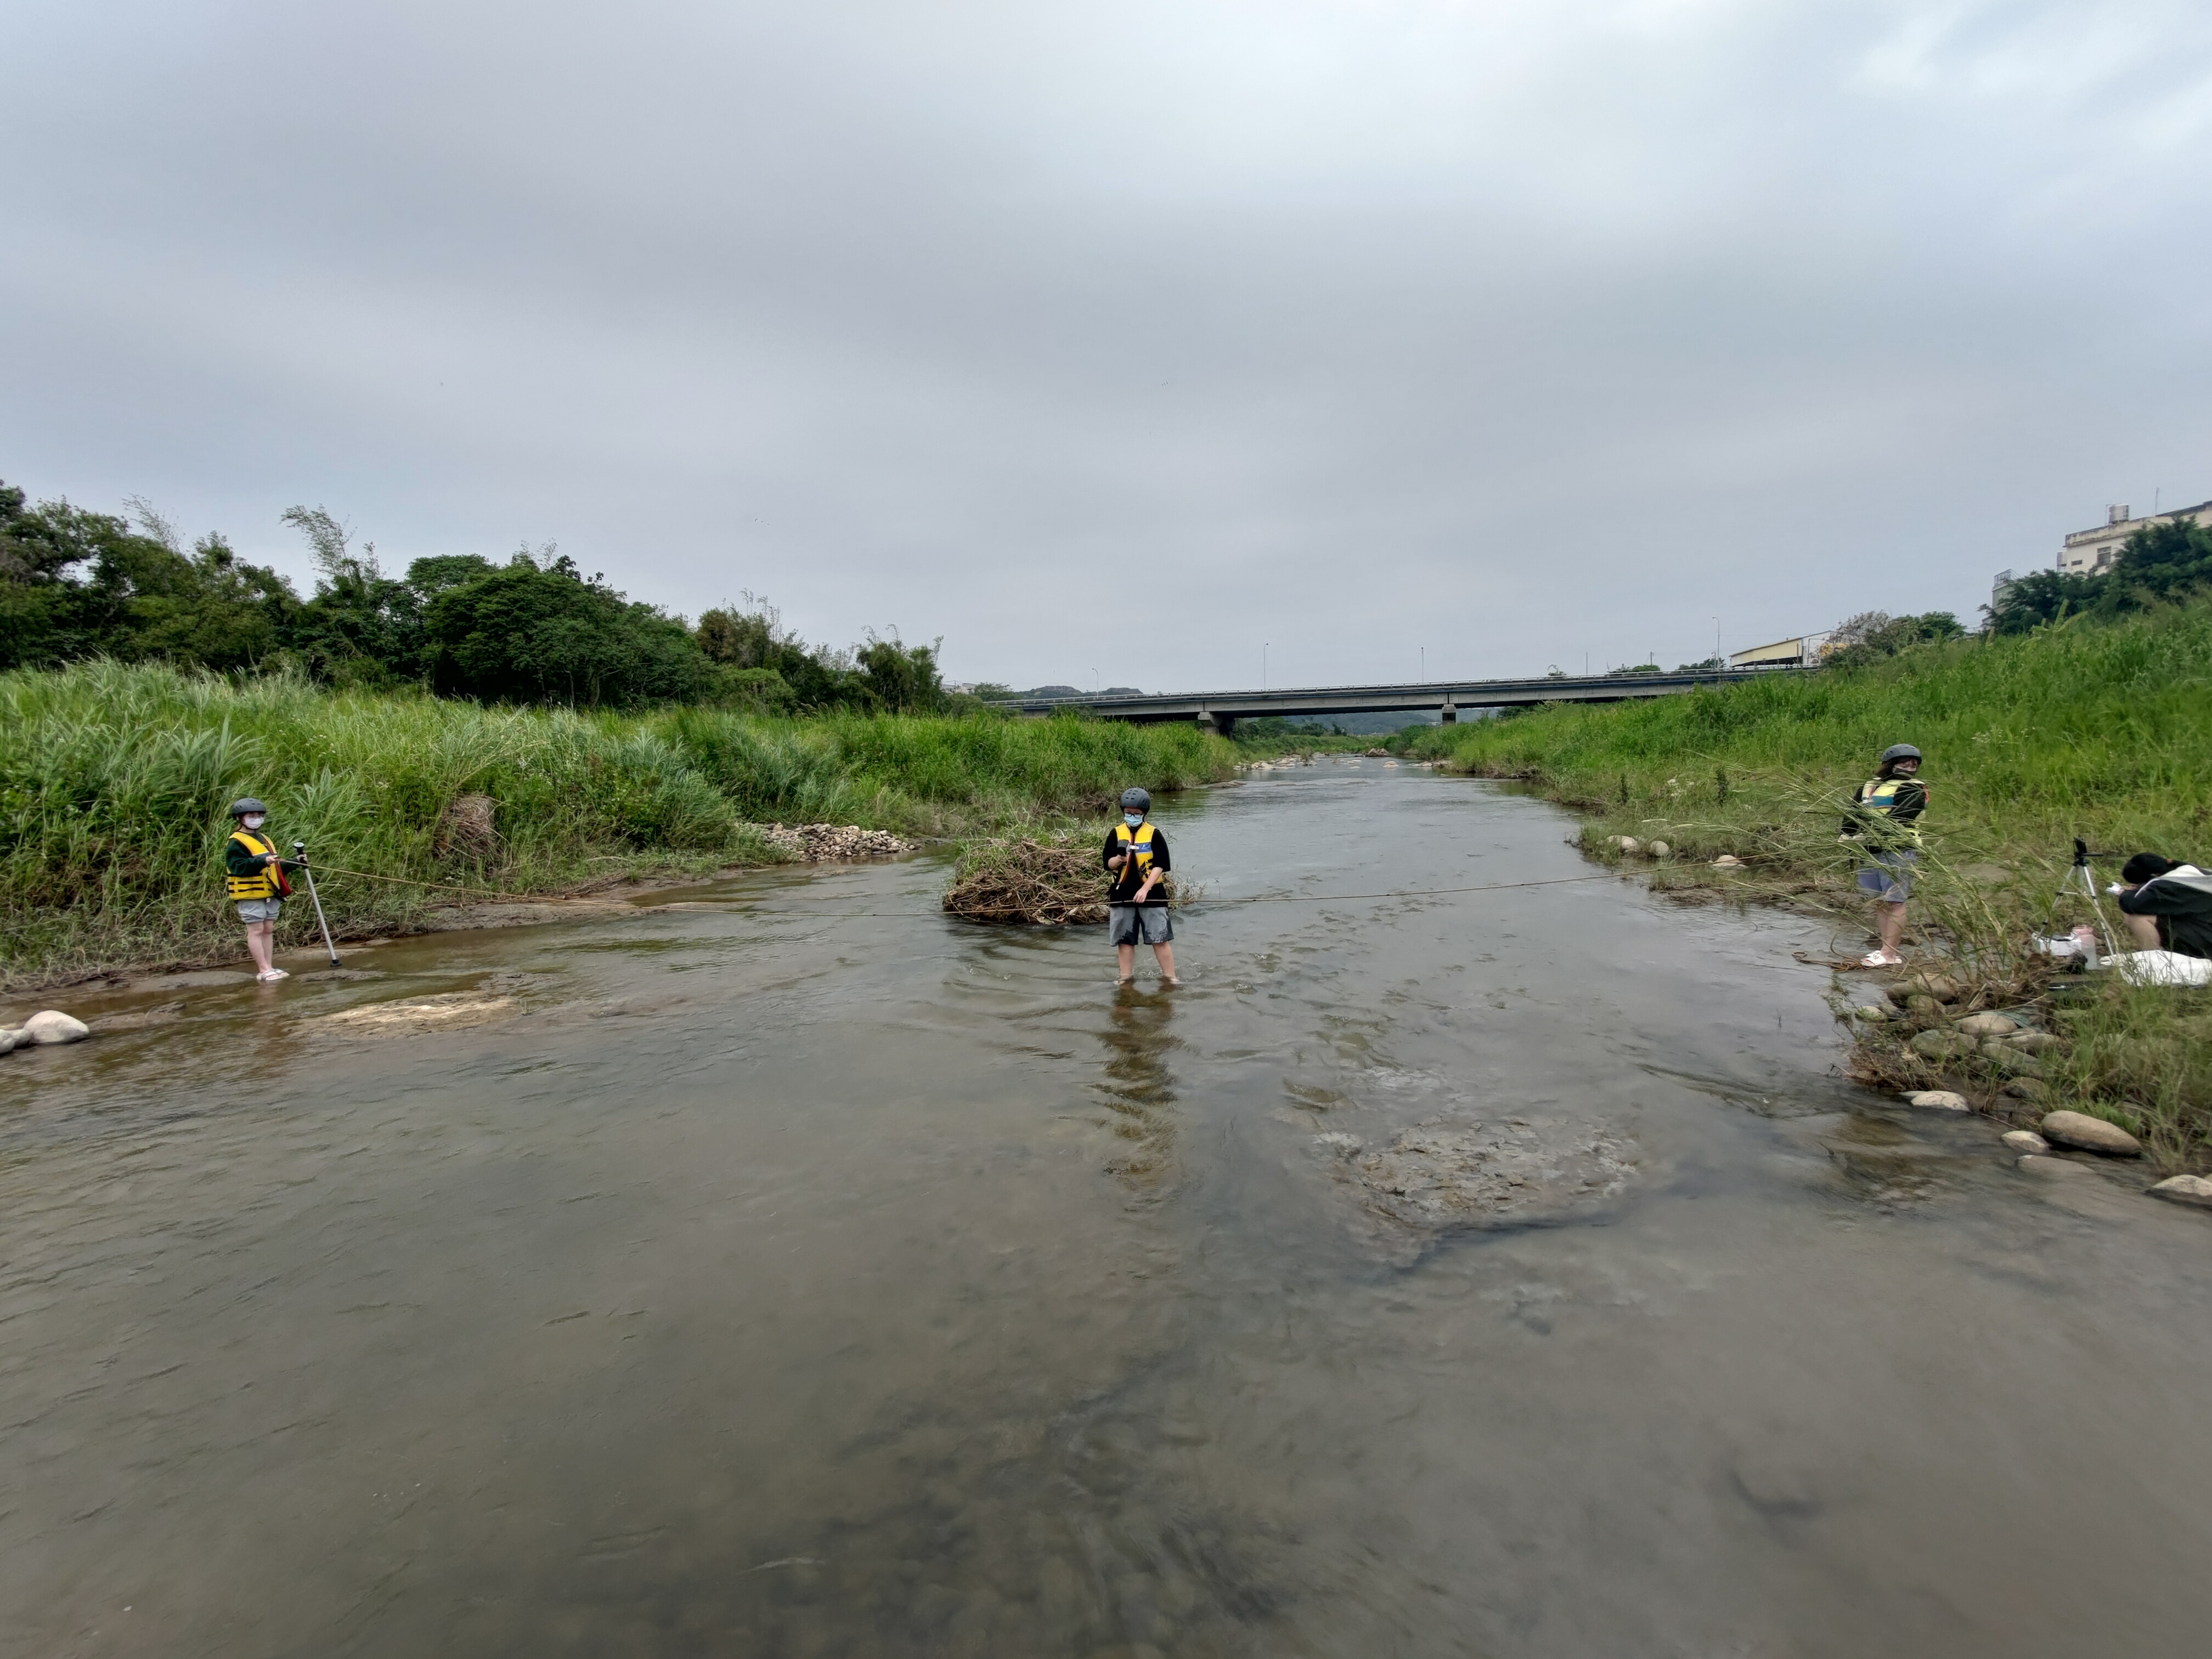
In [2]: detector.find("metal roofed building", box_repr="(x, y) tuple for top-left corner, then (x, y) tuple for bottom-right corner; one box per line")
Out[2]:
(1728, 632), (1831, 669)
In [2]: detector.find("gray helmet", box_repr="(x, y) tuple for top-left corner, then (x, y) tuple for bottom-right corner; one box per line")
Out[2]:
(1119, 787), (1151, 812)
(1878, 744), (1922, 766)
(229, 797), (268, 817)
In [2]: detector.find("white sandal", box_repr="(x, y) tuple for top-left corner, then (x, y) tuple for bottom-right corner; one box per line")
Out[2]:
(1859, 950), (1902, 969)
(257, 968), (290, 981)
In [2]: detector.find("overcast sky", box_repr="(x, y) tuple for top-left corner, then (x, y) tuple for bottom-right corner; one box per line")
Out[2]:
(5, 2), (2209, 691)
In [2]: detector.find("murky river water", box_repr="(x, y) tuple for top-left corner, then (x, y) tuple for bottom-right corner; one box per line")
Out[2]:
(7, 761), (2212, 1657)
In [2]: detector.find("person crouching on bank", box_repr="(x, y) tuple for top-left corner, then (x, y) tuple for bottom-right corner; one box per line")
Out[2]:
(1105, 787), (1180, 987)
(2114, 854), (2212, 960)
(1841, 743), (1926, 969)
(224, 797), (293, 982)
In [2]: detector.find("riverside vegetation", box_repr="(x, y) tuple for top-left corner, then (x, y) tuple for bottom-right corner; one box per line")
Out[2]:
(1398, 595), (2212, 1174)
(0, 661), (1236, 988)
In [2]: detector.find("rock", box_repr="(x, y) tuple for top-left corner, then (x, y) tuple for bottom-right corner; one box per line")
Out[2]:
(1646, 840), (1672, 857)
(1712, 854), (1744, 867)
(1910, 972), (1961, 1002)
(759, 822), (912, 862)
(1326, 1116), (1634, 1237)
(2018, 1154), (2091, 1178)
(2040, 1109), (2141, 1158)
(2001, 1130), (2051, 1154)
(1364, 747), (1388, 757)
(20, 1010), (91, 1046)
(0, 1029), (18, 1055)
(1909, 1030), (1976, 1061)
(2009, 1031), (2063, 1056)
(1978, 1041), (2042, 1076)
(1956, 1012), (2018, 1037)
(1853, 1004), (1889, 1022)
(1905, 1090), (1970, 1110)
(2148, 1175), (2212, 1210)
(2002, 1078), (2052, 1103)
(1616, 836), (1642, 854)
(1906, 994), (1943, 1017)
(1882, 981), (1917, 1006)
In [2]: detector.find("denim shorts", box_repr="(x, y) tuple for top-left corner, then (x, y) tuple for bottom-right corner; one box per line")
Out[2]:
(236, 898), (283, 923)
(1855, 850), (1915, 903)
(1108, 904), (1173, 946)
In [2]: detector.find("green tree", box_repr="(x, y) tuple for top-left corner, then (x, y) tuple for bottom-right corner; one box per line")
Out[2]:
(856, 631), (945, 712)
(421, 550), (709, 706)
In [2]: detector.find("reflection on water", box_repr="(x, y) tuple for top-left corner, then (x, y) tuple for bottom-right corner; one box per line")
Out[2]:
(1096, 988), (1182, 1189)
(7, 761), (2212, 1657)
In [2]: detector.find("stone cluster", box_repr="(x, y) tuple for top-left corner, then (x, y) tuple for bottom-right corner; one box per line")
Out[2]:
(758, 823), (911, 861)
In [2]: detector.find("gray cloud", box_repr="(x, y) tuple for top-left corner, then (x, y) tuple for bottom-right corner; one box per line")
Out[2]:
(5, 0), (2209, 690)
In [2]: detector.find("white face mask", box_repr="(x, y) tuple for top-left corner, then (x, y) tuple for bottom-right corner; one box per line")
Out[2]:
(242, 815), (266, 830)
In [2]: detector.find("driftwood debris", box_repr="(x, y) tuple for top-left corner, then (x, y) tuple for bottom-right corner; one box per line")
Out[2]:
(941, 832), (1186, 926)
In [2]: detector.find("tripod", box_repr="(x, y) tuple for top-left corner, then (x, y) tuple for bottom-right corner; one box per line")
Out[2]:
(2050, 837), (2121, 964)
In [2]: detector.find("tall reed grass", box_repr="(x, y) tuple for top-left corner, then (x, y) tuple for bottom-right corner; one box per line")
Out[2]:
(0, 662), (1235, 984)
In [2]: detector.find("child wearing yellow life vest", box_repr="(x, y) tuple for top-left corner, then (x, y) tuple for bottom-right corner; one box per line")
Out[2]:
(1840, 744), (1926, 968)
(1104, 787), (1180, 987)
(223, 797), (293, 982)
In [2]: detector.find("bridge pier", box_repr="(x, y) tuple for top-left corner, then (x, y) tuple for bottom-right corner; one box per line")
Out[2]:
(1440, 698), (1458, 725)
(1197, 709), (1237, 738)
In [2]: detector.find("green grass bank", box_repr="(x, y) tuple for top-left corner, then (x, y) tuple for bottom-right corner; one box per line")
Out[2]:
(1398, 602), (2212, 1169)
(1, 661), (1237, 986)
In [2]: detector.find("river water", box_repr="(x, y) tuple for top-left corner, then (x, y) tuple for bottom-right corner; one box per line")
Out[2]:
(7, 760), (2212, 1657)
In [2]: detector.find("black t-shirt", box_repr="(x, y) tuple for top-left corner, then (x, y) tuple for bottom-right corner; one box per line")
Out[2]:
(2118, 867), (2212, 959)
(1102, 825), (1170, 906)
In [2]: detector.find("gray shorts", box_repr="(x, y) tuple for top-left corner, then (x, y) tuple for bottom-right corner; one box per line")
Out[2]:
(1856, 850), (1916, 903)
(1108, 904), (1173, 946)
(236, 898), (283, 923)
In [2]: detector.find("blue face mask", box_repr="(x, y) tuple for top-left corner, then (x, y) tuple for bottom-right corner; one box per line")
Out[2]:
(1124, 814), (1144, 827)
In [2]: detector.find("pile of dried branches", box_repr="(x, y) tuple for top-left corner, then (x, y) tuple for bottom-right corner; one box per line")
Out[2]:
(941, 831), (1186, 926)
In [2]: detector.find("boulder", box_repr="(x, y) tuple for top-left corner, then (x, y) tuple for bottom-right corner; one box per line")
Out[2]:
(1910, 972), (1961, 1002)
(1646, 840), (1672, 857)
(1882, 981), (1917, 1006)
(2009, 1031), (2063, 1056)
(2000, 1130), (2051, 1154)
(1978, 1042), (2042, 1077)
(2040, 1109), (2141, 1158)
(1909, 1030), (1976, 1062)
(1956, 1012), (2018, 1037)
(1713, 854), (1744, 867)
(2018, 1154), (2091, 1178)
(2001, 1078), (2052, 1103)
(1906, 994), (1943, 1017)
(1853, 1004), (1889, 1022)
(1616, 837), (1642, 854)
(20, 1010), (90, 1046)
(2147, 1175), (2212, 1211)
(0, 1029), (18, 1055)
(1904, 1090), (1970, 1111)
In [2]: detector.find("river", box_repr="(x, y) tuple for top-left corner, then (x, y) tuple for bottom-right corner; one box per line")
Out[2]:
(6, 759), (2211, 1657)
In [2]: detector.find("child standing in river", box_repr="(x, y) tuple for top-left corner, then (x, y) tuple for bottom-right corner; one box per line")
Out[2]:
(1104, 787), (1179, 987)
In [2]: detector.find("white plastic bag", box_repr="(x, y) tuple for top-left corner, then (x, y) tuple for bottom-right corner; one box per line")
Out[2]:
(2110, 950), (2212, 988)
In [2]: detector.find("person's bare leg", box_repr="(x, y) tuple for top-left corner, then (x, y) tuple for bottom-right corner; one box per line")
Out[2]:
(1153, 941), (1178, 984)
(1117, 943), (1136, 984)
(1877, 900), (1905, 958)
(2124, 913), (2162, 950)
(246, 920), (275, 976)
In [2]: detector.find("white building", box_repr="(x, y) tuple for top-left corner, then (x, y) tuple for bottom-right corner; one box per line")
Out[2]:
(2058, 499), (2212, 575)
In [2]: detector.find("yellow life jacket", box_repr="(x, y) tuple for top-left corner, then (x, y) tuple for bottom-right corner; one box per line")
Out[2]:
(1110, 821), (1158, 888)
(1857, 777), (1925, 845)
(226, 830), (279, 900)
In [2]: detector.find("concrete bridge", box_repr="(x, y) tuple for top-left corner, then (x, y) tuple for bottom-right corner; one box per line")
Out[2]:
(1010, 666), (1790, 735)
